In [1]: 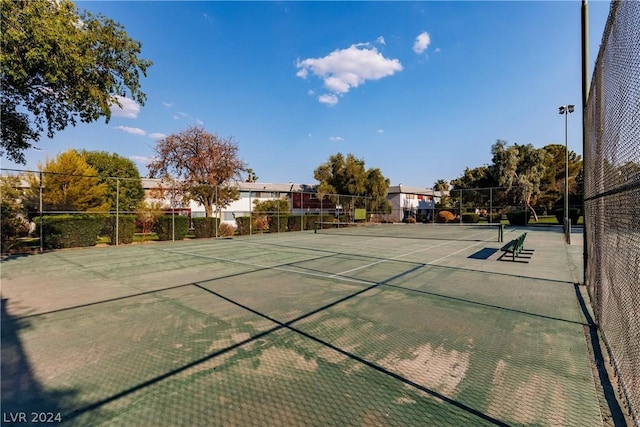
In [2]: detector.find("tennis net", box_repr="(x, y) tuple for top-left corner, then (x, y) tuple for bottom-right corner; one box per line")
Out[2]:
(314, 222), (504, 242)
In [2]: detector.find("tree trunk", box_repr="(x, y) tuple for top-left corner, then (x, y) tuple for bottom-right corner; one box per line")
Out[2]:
(525, 193), (539, 222)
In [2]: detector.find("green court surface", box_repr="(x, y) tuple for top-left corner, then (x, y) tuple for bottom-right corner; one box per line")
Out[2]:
(1, 225), (613, 426)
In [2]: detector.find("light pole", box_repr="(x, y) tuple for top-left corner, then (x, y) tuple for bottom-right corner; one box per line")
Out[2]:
(558, 104), (574, 243)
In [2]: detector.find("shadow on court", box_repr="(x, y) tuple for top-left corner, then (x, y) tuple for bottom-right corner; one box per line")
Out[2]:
(0, 227), (626, 426)
(1, 298), (77, 421)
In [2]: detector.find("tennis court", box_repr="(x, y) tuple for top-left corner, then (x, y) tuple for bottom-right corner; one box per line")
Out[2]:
(1, 224), (614, 426)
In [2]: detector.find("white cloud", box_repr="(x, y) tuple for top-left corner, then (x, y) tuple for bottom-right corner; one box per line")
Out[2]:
(129, 155), (153, 165)
(329, 136), (344, 142)
(377, 129), (384, 134)
(376, 36), (386, 45)
(173, 112), (188, 120)
(115, 126), (146, 136)
(413, 32), (431, 54)
(110, 96), (140, 118)
(148, 133), (166, 140)
(296, 43), (402, 105)
(162, 102), (174, 108)
(307, 89), (315, 96)
(318, 94), (339, 106)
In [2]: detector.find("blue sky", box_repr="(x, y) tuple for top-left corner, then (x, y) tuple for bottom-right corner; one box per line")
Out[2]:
(4, 1), (611, 188)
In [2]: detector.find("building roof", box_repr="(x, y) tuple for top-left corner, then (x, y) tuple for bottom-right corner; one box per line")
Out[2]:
(387, 185), (447, 197)
(121, 178), (450, 197)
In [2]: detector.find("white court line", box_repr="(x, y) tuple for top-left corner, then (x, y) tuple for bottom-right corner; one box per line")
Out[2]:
(329, 239), (458, 278)
(152, 247), (373, 286)
(154, 233), (488, 286)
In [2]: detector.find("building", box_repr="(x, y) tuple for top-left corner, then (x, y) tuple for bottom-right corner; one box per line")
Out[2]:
(141, 179), (445, 225)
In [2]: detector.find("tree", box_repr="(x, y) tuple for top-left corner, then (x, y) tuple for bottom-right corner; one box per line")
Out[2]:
(26, 150), (110, 212)
(136, 200), (164, 242)
(82, 150), (144, 212)
(314, 153), (390, 218)
(539, 144), (582, 210)
(364, 167), (392, 213)
(1, 0), (152, 164)
(434, 179), (452, 208)
(449, 166), (498, 210)
(491, 140), (547, 221)
(148, 126), (247, 217)
(246, 168), (259, 183)
(0, 175), (30, 252)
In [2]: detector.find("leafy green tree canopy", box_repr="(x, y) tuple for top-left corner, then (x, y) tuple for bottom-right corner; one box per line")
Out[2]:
(314, 153), (390, 198)
(1, 0), (152, 163)
(82, 150), (144, 212)
(314, 153), (391, 214)
(491, 140), (547, 220)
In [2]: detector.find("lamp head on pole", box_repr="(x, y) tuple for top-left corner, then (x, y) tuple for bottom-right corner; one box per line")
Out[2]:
(558, 105), (575, 115)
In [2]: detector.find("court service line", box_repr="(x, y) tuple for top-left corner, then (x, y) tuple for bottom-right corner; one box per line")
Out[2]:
(427, 240), (487, 265)
(152, 246), (373, 286)
(329, 239), (459, 278)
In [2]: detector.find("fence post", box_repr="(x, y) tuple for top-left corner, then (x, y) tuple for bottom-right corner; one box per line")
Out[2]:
(489, 187), (493, 224)
(172, 183), (175, 242)
(116, 177), (120, 246)
(39, 171), (43, 253)
(459, 189), (463, 224)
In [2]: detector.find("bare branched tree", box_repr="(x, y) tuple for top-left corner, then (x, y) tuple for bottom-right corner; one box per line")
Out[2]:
(148, 126), (247, 217)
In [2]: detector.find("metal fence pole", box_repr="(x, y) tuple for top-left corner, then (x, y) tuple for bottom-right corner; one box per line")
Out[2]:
(39, 171), (43, 253)
(116, 178), (120, 246)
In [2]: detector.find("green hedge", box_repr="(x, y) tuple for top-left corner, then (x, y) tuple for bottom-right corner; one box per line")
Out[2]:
(268, 215), (289, 233)
(554, 208), (580, 225)
(155, 215), (189, 241)
(288, 216), (303, 231)
(304, 214), (334, 230)
(487, 213), (503, 223)
(40, 215), (104, 249)
(461, 213), (480, 223)
(235, 217), (251, 235)
(506, 211), (530, 226)
(105, 215), (136, 245)
(192, 217), (220, 238)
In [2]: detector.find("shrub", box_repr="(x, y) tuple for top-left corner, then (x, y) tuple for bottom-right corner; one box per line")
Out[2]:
(461, 213), (480, 224)
(554, 208), (580, 225)
(268, 215), (289, 233)
(155, 215), (189, 240)
(235, 217), (251, 235)
(192, 217), (219, 238)
(105, 215), (136, 245)
(506, 211), (530, 226)
(436, 210), (455, 223)
(218, 222), (236, 237)
(252, 215), (269, 233)
(40, 215), (104, 249)
(288, 216), (303, 232)
(305, 214), (334, 230)
(487, 212), (503, 223)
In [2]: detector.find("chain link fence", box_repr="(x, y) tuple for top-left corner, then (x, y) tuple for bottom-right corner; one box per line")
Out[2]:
(584, 1), (640, 424)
